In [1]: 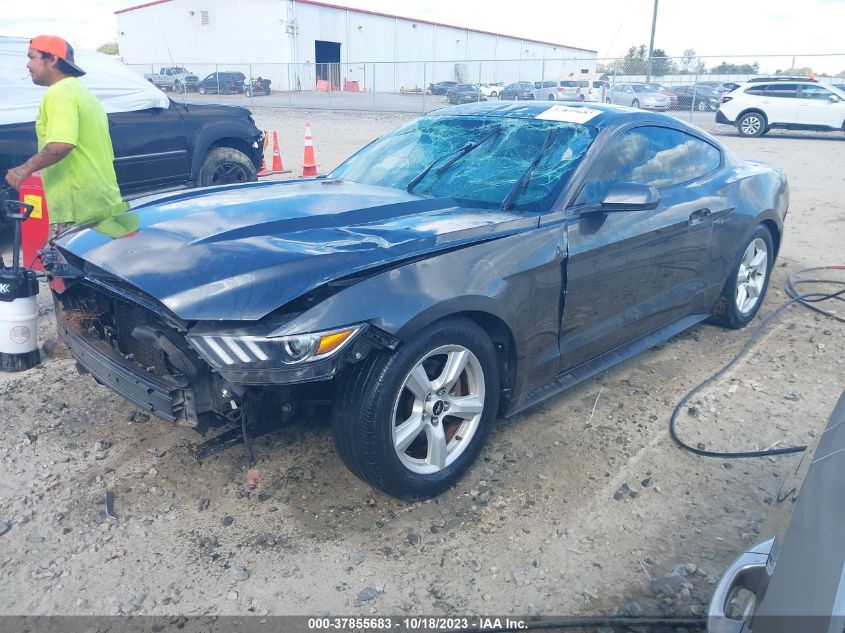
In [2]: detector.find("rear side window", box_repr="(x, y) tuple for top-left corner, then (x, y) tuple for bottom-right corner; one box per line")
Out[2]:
(745, 85), (768, 95)
(767, 84), (798, 98)
(686, 135), (721, 179)
(575, 126), (690, 205)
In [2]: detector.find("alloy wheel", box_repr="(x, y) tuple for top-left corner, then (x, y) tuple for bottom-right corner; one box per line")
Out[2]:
(740, 115), (763, 136)
(210, 161), (249, 185)
(391, 345), (486, 475)
(735, 238), (768, 314)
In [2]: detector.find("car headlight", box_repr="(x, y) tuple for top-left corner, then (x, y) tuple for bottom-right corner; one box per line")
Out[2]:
(188, 325), (364, 368)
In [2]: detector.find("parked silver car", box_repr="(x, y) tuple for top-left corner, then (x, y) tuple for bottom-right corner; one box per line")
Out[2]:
(607, 83), (671, 110)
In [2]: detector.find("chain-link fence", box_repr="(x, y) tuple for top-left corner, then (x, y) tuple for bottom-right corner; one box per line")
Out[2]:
(126, 54), (845, 116)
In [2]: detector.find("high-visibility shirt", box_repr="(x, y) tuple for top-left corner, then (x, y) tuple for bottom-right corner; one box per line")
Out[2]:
(36, 77), (128, 226)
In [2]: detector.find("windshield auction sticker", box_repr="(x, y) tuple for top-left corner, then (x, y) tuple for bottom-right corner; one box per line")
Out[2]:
(536, 104), (601, 124)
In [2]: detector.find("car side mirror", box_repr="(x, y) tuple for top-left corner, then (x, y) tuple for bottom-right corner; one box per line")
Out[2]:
(829, 95), (841, 103)
(599, 183), (660, 211)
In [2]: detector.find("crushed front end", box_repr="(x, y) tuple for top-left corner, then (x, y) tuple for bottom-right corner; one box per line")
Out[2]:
(45, 248), (390, 432)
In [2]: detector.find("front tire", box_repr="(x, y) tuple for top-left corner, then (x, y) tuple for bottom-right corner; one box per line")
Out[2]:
(632, 99), (640, 108)
(198, 86), (207, 95)
(196, 147), (257, 187)
(697, 99), (708, 111)
(709, 226), (774, 329)
(737, 112), (767, 137)
(332, 317), (500, 499)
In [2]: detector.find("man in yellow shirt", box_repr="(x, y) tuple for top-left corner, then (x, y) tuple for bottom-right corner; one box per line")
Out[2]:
(4, 35), (127, 236)
(5, 35), (128, 358)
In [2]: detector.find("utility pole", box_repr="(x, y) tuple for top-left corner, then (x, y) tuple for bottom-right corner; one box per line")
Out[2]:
(646, 0), (658, 82)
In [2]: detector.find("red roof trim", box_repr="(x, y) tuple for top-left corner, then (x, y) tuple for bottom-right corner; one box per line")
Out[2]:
(115, 0), (174, 15)
(297, 0), (596, 53)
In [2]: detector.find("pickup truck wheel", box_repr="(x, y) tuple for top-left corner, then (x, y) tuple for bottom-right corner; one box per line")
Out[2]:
(174, 80), (185, 94)
(197, 147), (257, 187)
(709, 226), (773, 329)
(198, 86), (207, 95)
(332, 317), (500, 499)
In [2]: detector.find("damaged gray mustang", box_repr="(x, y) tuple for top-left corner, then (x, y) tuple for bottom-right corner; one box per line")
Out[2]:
(47, 102), (788, 499)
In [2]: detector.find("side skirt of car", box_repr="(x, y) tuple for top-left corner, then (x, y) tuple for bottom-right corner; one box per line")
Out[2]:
(507, 312), (709, 417)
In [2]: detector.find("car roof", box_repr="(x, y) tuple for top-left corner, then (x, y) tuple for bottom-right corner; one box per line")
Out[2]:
(429, 101), (708, 134)
(747, 76), (817, 82)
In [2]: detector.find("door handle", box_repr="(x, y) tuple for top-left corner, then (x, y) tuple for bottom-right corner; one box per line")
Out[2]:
(688, 208), (711, 225)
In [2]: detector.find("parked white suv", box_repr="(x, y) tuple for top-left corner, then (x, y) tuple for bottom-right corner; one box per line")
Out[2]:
(716, 80), (845, 137)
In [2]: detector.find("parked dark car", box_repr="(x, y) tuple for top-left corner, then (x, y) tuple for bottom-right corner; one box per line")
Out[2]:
(428, 80), (458, 95)
(696, 81), (741, 94)
(47, 102), (787, 499)
(446, 84), (486, 104)
(671, 85), (722, 111)
(707, 389), (845, 633)
(500, 81), (535, 100)
(197, 71), (246, 95)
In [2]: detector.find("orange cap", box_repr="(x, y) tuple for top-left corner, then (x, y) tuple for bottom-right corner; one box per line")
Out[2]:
(29, 35), (86, 76)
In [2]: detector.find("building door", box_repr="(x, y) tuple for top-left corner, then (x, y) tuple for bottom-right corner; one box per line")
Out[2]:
(315, 40), (341, 90)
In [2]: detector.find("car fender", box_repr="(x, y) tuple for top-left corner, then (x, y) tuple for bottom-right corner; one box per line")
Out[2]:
(189, 119), (263, 177)
(272, 226), (569, 404)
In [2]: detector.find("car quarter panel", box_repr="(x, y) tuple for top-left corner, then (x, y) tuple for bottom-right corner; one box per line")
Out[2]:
(270, 223), (569, 410)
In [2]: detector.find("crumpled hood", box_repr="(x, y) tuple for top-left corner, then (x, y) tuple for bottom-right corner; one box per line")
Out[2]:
(57, 179), (535, 321)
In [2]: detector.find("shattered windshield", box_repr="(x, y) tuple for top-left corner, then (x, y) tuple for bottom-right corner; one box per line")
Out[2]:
(330, 115), (596, 212)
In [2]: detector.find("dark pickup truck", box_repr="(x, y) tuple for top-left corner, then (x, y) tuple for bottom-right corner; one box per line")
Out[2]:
(1, 98), (264, 216)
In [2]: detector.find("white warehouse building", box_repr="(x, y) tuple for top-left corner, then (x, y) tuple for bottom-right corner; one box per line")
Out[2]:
(116, 0), (597, 93)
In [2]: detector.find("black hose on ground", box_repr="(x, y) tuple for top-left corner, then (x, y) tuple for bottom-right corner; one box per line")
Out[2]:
(670, 265), (845, 459)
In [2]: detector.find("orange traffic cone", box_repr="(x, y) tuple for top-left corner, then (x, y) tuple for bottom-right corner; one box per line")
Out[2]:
(301, 121), (318, 177)
(270, 131), (289, 174)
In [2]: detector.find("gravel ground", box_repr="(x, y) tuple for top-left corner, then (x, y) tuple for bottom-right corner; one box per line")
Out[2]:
(0, 106), (843, 619)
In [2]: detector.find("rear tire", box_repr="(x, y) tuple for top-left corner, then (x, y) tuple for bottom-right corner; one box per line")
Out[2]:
(697, 99), (708, 111)
(632, 99), (640, 108)
(737, 112), (767, 137)
(709, 225), (774, 329)
(332, 317), (500, 499)
(197, 147), (257, 187)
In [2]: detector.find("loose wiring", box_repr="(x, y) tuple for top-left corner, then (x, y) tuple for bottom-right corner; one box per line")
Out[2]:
(670, 265), (845, 459)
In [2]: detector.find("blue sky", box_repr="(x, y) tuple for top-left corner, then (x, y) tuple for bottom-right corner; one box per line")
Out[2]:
(1, 0), (843, 72)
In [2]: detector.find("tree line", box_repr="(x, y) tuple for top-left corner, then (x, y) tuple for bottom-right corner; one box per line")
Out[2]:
(598, 45), (845, 77)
